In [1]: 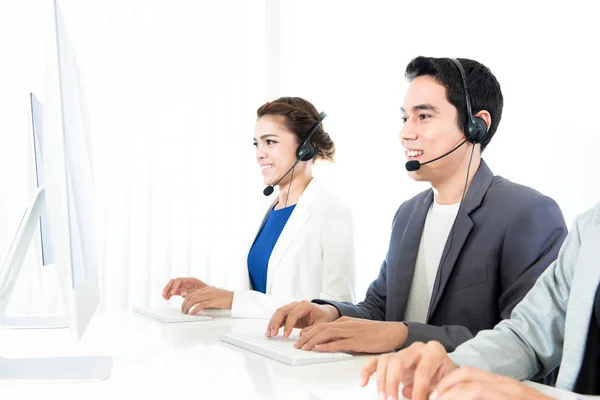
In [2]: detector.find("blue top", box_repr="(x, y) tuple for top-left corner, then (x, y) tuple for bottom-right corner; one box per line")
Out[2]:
(247, 204), (297, 293)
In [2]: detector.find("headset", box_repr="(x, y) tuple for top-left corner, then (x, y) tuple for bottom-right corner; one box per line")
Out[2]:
(427, 59), (487, 311)
(449, 58), (488, 144)
(406, 59), (489, 173)
(296, 111), (327, 161)
(263, 111), (327, 196)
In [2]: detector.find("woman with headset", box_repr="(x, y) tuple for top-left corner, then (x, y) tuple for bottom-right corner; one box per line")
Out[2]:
(162, 97), (355, 318)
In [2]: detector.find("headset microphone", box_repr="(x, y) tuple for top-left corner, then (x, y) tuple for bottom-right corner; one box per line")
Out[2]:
(405, 139), (467, 172)
(262, 157), (303, 196)
(262, 186), (275, 197)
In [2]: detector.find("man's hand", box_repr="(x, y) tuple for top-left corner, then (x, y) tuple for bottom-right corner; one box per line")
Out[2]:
(294, 317), (408, 354)
(266, 301), (340, 337)
(360, 341), (458, 400)
(181, 286), (234, 314)
(162, 277), (207, 300)
(429, 367), (554, 400)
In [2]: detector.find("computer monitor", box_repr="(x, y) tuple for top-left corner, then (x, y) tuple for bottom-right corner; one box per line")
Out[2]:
(29, 92), (54, 267)
(0, 93), (63, 329)
(0, 0), (112, 381)
(0, 188), (46, 321)
(0, 187), (112, 382)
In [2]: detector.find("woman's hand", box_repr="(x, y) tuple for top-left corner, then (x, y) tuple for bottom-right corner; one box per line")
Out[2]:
(181, 286), (234, 314)
(162, 277), (207, 300)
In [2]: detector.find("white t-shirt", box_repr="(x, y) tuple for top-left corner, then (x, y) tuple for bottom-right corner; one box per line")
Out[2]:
(404, 199), (460, 324)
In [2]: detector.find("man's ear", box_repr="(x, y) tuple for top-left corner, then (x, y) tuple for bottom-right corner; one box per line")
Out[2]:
(474, 110), (492, 131)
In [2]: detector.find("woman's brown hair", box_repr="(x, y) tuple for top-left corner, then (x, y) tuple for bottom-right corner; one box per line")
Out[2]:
(256, 97), (335, 162)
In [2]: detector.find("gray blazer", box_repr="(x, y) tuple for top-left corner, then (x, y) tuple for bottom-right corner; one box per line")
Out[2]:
(450, 201), (600, 392)
(316, 160), (567, 351)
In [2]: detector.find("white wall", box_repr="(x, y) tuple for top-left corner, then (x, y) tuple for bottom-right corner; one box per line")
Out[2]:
(0, 0), (50, 258)
(272, 0), (600, 297)
(1, 0), (598, 308)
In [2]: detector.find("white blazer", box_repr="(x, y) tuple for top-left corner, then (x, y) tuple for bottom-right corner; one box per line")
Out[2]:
(229, 179), (356, 318)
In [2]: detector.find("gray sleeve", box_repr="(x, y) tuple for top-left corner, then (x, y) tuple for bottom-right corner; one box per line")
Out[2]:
(449, 213), (581, 381)
(404, 323), (473, 352)
(314, 258), (388, 320)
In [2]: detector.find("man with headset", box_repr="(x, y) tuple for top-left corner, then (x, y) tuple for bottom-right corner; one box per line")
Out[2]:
(266, 57), (568, 365)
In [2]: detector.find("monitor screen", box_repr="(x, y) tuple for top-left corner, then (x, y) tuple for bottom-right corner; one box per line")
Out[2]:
(29, 93), (54, 267)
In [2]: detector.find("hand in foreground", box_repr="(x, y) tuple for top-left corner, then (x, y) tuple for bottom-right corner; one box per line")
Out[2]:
(181, 286), (234, 314)
(360, 341), (553, 400)
(266, 300), (340, 337)
(360, 341), (457, 400)
(428, 367), (554, 400)
(293, 317), (408, 354)
(162, 277), (207, 300)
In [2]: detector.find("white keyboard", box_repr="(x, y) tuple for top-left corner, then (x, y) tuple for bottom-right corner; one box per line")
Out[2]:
(133, 305), (213, 323)
(220, 332), (353, 366)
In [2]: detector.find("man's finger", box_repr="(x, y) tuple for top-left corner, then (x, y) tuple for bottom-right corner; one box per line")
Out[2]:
(411, 341), (447, 400)
(294, 323), (327, 348)
(385, 351), (410, 400)
(376, 353), (392, 396)
(299, 324), (315, 336)
(360, 357), (378, 387)
(301, 327), (350, 351)
(378, 343), (425, 399)
(314, 338), (353, 353)
(402, 384), (414, 399)
(434, 367), (503, 399)
(435, 381), (492, 400)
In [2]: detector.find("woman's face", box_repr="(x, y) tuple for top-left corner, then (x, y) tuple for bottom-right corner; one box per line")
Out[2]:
(253, 116), (302, 186)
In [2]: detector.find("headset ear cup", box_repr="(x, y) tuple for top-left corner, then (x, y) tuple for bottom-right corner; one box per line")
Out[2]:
(298, 143), (316, 161)
(468, 117), (488, 144)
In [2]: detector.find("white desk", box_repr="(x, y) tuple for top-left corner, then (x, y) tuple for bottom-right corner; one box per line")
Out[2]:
(0, 312), (592, 400)
(0, 311), (375, 400)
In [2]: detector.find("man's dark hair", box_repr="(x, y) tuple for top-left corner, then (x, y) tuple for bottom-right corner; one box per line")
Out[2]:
(405, 56), (503, 151)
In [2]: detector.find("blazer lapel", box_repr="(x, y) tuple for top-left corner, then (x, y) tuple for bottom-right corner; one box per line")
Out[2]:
(556, 226), (600, 389)
(393, 191), (434, 320)
(427, 160), (494, 318)
(265, 179), (322, 292)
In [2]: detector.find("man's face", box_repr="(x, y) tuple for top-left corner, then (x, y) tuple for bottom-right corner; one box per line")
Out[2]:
(400, 75), (469, 182)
